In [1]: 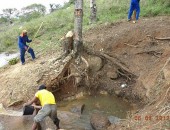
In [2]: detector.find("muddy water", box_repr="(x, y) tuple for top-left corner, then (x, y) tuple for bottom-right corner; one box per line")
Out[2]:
(59, 95), (132, 118)
(0, 95), (133, 130)
(0, 52), (19, 67)
(58, 94), (133, 129)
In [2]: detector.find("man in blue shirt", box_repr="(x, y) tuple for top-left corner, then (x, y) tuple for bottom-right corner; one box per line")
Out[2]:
(18, 30), (35, 65)
(128, 0), (140, 22)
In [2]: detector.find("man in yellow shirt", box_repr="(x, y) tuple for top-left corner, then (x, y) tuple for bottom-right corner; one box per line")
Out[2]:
(24, 85), (60, 130)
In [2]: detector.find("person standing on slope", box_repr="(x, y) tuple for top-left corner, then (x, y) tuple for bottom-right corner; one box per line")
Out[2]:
(128, 0), (140, 23)
(18, 30), (35, 65)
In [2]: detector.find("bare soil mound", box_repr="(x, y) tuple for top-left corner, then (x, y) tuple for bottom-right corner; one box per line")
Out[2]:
(84, 16), (170, 129)
(84, 16), (170, 100)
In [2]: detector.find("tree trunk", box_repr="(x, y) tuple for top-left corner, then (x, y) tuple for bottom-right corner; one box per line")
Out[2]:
(74, 0), (83, 54)
(90, 0), (97, 23)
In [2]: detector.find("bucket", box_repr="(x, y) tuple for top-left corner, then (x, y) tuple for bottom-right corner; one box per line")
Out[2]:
(23, 105), (34, 115)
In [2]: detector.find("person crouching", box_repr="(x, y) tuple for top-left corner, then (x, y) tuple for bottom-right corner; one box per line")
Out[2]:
(23, 85), (60, 130)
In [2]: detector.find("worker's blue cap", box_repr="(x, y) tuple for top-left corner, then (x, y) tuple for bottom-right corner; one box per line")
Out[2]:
(38, 84), (46, 90)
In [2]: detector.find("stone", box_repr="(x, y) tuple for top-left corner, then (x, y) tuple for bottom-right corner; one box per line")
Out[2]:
(0, 122), (4, 130)
(70, 103), (85, 115)
(108, 116), (120, 124)
(106, 71), (118, 79)
(0, 103), (5, 113)
(114, 90), (121, 96)
(88, 56), (103, 72)
(0, 110), (80, 130)
(75, 92), (84, 99)
(90, 113), (111, 130)
(40, 61), (46, 65)
(163, 66), (170, 81)
(99, 90), (108, 95)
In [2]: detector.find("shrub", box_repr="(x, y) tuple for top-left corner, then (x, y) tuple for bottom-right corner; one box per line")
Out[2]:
(1, 35), (16, 48)
(8, 58), (19, 65)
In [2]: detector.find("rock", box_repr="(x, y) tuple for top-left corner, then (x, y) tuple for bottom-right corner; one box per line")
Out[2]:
(63, 92), (84, 101)
(48, 58), (56, 63)
(108, 116), (120, 124)
(88, 56), (103, 72)
(70, 103), (85, 115)
(90, 113), (111, 130)
(75, 92), (84, 99)
(114, 90), (121, 96)
(106, 71), (118, 79)
(0, 122), (4, 130)
(75, 76), (82, 85)
(0, 103), (5, 113)
(0, 110), (80, 130)
(163, 67), (170, 81)
(104, 22), (110, 26)
(5, 53), (9, 56)
(40, 61), (46, 65)
(107, 124), (121, 130)
(99, 90), (108, 95)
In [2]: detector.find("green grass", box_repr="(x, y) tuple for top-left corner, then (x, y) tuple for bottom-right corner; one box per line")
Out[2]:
(0, 0), (169, 53)
(141, 0), (170, 17)
(8, 58), (19, 65)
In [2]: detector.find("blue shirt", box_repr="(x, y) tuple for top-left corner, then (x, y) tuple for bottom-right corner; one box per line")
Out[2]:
(18, 35), (32, 49)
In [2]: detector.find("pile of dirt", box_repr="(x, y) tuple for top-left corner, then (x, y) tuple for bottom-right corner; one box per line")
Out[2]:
(83, 16), (170, 129)
(0, 50), (66, 106)
(84, 16), (170, 100)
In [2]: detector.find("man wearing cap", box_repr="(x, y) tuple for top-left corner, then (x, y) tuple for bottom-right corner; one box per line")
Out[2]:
(23, 85), (60, 130)
(18, 30), (35, 65)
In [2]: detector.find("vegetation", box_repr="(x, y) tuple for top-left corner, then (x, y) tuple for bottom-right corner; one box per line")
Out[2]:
(49, 4), (61, 13)
(1, 8), (19, 24)
(0, 0), (169, 53)
(8, 58), (19, 65)
(20, 4), (46, 22)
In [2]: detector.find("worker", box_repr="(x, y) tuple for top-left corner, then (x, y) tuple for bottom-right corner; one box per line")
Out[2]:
(23, 85), (60, 130)
(128, 0), (140, 23)
(18, 30), (35, 65)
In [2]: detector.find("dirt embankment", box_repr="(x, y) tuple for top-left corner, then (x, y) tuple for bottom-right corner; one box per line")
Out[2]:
(84, 16), (170, 100)
(84, 16), (170, 129)
(0, 16), (169, 129)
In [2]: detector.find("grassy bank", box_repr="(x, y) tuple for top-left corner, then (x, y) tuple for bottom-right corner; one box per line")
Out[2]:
(0, 0), (169, 53)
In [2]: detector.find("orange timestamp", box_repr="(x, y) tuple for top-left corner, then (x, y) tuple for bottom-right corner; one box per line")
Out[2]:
(134, 115), (170, 121)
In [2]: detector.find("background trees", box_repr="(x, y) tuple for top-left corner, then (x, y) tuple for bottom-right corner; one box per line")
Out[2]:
(49, 4), (61, 13)
(20, 4), (46, 22)
(1, 8), (19, 24)
(90, 0), (97, 23)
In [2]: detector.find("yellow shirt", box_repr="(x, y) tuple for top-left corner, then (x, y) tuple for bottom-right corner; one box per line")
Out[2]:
(35, 89), (56, 106)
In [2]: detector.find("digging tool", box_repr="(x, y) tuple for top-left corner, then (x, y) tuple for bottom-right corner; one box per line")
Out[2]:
(27, 22), (44, 51)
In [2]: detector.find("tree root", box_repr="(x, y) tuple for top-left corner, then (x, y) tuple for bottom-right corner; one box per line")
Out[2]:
(85, 48), (136, 76)
(123, 43), (139, 48)
(155, 37), (170, 40)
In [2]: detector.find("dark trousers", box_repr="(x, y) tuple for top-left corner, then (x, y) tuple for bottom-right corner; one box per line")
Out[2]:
(20, 48), (35, 64)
